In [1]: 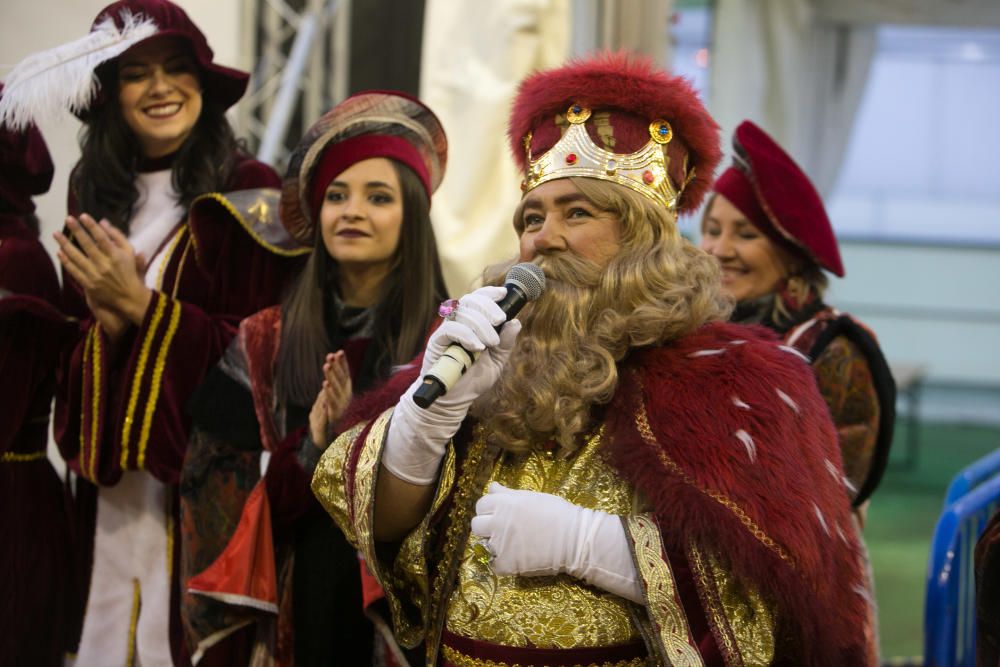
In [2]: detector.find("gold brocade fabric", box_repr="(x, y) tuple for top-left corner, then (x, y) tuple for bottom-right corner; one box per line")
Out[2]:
(445, 429), (640, 649)
(688, 546), (776, 665)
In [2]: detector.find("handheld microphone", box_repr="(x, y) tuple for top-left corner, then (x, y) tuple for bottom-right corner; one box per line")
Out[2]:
(413, 263), (546, 409)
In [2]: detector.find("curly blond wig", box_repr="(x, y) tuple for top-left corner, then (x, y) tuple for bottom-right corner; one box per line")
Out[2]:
(479, 178), (731, 455)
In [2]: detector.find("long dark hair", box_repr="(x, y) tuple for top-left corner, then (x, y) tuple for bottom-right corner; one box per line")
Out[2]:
(275, 161), (447, 407)
(71, 62), (240, 231)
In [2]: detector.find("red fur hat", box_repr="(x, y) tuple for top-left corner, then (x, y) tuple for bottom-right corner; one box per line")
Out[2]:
(508, 51), (721, 214)
(714, 121), (845, 277)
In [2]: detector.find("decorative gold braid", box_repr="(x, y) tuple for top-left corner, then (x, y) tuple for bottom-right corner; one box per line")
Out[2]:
(687, 545), (776, 665)
(121, 295), (166, 469)
(312, 421), (367, 536)
(632, 375), (795, 568)
(626, 515), (704, 666)
(126, 578), (140, 667)
(165, 486), (174, 579)
(188, 192), (310, 258)
(687, 546), (740, 667)
(1, 451), (46, 463)
(351, 412), (391, 562)
(79, 327), (92, 476)
(137, 298), (181, 469)
(440, 645), (649, 667)
(427, 428), (494, 666)
(89, 327), (103, 481)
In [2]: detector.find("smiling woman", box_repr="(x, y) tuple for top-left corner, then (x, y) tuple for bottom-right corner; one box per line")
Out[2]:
(702, 120), (896, 515)
(0, 1), (301, 665)
(116, 36), (203, 159)
(179, 91), (448, 664)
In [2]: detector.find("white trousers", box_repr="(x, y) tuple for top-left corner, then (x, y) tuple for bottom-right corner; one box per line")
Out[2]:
(75, 471), (174, 667)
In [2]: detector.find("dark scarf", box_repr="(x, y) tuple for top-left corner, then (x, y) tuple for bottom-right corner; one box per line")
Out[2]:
(732, 277), (826, 335)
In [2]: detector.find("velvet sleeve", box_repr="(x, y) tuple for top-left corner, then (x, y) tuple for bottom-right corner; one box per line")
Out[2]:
(65, 291), (242, 484)
(56, 171), (303, 486)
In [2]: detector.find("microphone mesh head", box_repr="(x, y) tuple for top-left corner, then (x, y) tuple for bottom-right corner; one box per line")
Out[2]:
(505, 263), (546, 301)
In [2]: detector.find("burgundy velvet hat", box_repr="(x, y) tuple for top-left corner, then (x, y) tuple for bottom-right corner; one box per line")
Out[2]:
(280, 90), (448, 246)
(0, 84), (54, 215)
(0, 0), (248, 131)
(90, 0), (250, 112)
(713, 121), (844, 277)
(508, 51), (722, 215)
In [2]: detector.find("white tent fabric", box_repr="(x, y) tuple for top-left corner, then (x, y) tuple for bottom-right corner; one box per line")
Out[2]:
(419, 0), (571, 295)
(710, 0), (876, 196)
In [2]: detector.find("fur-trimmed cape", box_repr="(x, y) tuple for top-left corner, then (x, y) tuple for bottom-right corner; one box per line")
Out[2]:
(331, 321), (876, 664)
(606, 321), (875, 664)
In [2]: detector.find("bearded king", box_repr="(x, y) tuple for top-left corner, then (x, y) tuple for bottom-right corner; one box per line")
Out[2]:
(312, 52), (878, 666)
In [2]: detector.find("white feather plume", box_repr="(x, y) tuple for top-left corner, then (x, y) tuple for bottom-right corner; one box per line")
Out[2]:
(0, 10), (158, 130)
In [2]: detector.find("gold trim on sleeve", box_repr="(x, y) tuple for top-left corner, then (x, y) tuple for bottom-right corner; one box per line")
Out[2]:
(79, 326), (92, 475)
(312, 420), (368, 539)
(1, 451), (47, 463)
(120, 294), (167, 469)
(87, 326), (103, 482)
(136, 298), (182, 469)
(351, 411), (392, 560)
(626, 514), (704, 666)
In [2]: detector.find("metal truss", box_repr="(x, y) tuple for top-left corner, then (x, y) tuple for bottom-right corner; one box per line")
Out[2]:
(238, 0), (349, 170)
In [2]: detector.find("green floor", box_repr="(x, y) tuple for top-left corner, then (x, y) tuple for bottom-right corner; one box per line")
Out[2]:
(866, 421), (1000, 659)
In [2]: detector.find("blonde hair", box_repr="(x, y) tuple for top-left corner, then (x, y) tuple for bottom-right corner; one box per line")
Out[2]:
(480, 178), (731, 455)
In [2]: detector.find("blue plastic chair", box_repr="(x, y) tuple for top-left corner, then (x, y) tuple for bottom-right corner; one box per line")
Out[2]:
(924, 472), (1000, 667)
(944, 448), (1000, 507)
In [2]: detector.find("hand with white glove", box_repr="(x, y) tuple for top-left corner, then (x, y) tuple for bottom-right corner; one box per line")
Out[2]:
(382, 286), (521, 485)
(470, 482), (644, 604)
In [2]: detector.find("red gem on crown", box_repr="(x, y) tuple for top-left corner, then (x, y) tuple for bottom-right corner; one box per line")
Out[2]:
(565, 153), (578, 165)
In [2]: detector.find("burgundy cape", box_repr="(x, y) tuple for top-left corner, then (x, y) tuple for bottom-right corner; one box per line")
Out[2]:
(0, 215), (77, 666)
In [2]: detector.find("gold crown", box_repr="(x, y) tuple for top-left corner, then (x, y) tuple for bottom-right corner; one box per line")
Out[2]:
(520, 104), (693, 213)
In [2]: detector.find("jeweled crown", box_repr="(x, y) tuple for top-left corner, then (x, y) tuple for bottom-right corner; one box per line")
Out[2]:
(520, 103), (692, 214)
(508, 52), (722, 216)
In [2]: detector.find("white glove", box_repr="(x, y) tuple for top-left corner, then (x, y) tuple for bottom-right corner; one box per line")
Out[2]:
(382, 287), (521, 485)
(470, 482), (644, 604)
